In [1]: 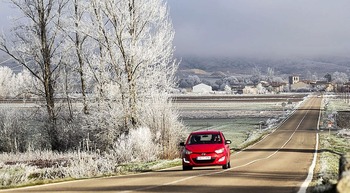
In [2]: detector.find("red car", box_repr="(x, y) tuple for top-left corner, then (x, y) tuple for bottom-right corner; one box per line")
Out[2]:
(179, 130), (231, 170)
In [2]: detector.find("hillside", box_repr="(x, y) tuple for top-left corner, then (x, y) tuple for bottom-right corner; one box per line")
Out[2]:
(3, 54), (350, 78)
(176, 56), (350, 77)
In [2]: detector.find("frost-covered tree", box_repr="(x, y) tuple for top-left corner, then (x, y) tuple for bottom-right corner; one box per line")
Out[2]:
(55, 0), (183, 153)
(333, 71), (348, 84)
(306, 70), (313, 80)
(0, 67), (13, 98)
(84, 0), (178, 135)
(311, 72), (318, 81)
(225, 76), (240, 85)
(0, 66), (35, 99)
(0, 0), (184, 156)
(267, 67), (274, 82)
(0, 0), (70, 150)
(62, 0), (91, 115)
(178, 75), (201, 88)
(188, 75), (201, 86)
(10, 69), (35, 98)
(324, 73), (332, 83)
(251, 66), (262, 84)
(256, 83), (267, 94)
(224, 85), (232, 93)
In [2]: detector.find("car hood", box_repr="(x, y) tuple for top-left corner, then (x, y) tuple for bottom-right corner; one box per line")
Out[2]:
(186, 144), (225, 153)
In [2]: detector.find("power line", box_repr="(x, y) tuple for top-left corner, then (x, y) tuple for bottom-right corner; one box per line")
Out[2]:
(0, 57), (12, 65)
(0, 59), (23, 73)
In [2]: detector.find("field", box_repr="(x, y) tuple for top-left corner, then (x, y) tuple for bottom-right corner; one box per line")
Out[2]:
(181, 118), (266, 147)
(174, 93), (307, 149)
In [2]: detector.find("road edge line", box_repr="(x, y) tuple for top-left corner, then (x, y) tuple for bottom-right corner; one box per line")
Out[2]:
(297, 96), (321, 193)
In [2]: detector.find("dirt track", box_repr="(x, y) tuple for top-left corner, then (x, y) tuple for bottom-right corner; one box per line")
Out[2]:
(1, 95), (321, 193)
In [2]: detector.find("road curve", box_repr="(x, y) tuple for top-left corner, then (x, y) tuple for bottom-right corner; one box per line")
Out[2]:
(1, 95), (321, 193)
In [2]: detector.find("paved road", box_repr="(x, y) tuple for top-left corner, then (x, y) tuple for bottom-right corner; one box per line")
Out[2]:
(1, 95), (321, 193)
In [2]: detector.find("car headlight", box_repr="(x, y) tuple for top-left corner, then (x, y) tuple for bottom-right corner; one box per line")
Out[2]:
(215, 148), (224, 154)
(185, 149), (192, 155)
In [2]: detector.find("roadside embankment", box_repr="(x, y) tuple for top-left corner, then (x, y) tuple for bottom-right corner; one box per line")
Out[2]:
(337, 153), (350, 193)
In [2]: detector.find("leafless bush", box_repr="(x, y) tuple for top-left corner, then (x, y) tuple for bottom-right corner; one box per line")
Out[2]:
(0, 108), (51, 152)
(139, 94), (186, 159)
(112, 127), (161, 163)
(0, 149), (180, 188)
(0, 163), (37, 187)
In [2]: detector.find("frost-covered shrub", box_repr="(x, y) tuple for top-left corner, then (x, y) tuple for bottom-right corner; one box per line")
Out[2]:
(0, 149), (182, 188)
(337, 129), (350, 138)
(265, 118), (279, 129)
(0, 108), (50, 152)
(53, 117), (85, 151)
(77, 99), (126, 152)
(112, 127), (161, 163)
(138, 93), (186, 159)
(0, 164), (37, 187)
(0, 151), (118, 187)
(53, 152), (115, 179)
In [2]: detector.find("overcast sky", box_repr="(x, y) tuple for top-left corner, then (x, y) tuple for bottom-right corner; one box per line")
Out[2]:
(1, 0), (350, 59)
(167, 0), (350, 58)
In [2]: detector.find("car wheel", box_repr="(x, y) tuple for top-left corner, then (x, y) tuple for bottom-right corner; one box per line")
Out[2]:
(222, 162), (229, 169)
(183, 166), (193, 170)
(228, 161), (231, 168)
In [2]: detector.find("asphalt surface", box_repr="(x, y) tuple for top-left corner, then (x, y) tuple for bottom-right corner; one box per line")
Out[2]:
(1, 95), (321, 193)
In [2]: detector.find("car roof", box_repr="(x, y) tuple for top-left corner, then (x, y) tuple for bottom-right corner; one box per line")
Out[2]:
(190, 130), (222, 135)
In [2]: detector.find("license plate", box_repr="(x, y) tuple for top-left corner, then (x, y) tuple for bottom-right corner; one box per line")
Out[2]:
(197, 156), (211, 160)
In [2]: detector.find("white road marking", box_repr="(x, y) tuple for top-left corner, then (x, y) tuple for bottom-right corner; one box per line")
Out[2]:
(297, 98), (321, 193)
(297, 133), (319, 193)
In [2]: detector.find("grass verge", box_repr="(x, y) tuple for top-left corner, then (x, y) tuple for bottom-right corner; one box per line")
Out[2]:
(310, 94), (350, 193)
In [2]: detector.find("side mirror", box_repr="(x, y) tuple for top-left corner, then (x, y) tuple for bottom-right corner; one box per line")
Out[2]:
(179, 142), (185, 146)
(225, 140), (231, 144)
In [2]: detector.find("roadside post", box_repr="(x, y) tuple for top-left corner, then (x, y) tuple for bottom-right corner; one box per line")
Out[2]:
(282, 102), (286, 112)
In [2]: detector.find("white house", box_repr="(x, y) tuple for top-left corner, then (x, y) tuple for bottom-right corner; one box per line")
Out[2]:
(192, 83), (212, 93)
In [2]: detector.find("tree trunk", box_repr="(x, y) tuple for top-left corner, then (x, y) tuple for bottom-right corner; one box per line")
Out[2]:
(74, 0), (89, 114)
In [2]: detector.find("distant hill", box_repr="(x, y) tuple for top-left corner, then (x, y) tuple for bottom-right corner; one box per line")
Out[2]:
(176, 56), (350, 77)
(3, 54), (350, 78)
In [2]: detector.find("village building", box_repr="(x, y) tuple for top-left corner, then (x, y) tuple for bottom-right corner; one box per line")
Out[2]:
(290, 81), (311, 92)
(192, 83), (213, 93)
(270, 82), (287, 93)
(289, 75), (300, 84)
(242, 85), (258, 94)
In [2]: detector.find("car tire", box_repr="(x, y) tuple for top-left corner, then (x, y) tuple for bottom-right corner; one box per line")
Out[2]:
(183, 166), (193, 170)
(222, 162), (229, 169)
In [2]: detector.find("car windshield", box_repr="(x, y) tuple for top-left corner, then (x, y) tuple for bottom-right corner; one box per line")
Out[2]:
(188, 134), (222, 144)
